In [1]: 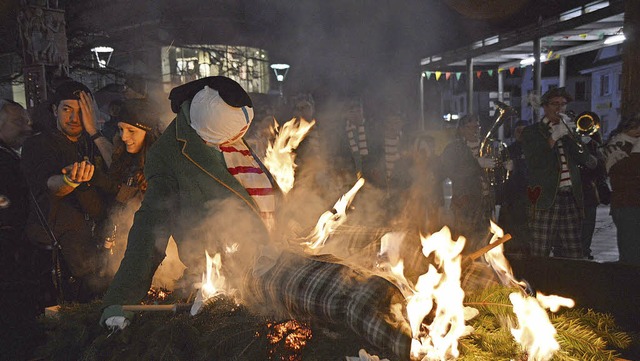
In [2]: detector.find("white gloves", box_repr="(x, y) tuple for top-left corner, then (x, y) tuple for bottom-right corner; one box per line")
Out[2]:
(504, 159), (514, 171)
(477, 157), (496, 169)
(632, 138), (640, 153)
(105, 316), (130, 331)
(550, 123), (569, 141)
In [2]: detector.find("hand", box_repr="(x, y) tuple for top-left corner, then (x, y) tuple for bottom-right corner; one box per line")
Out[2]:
(61, 160), (95, 183)
(550, 123), (569, 141)
(477, 157), (496, 169)
(79, 91), (99, 136)
(504, 159), (514, 171)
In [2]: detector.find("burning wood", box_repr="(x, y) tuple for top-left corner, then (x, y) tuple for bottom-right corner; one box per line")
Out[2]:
(265, 320), (313, 361)
(191, 251), (230, 315)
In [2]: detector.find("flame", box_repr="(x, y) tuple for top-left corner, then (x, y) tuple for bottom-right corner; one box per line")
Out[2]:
(301, 178), (365, 252)
(483, 221), (574, 360)
(263, 117), (315, 194)
(408, 226), (470, 360)
(201, 251), (226, 300)
(509, 293), (560, 361)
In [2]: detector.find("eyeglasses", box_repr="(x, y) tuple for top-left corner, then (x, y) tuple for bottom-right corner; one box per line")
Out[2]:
(548, 101), (568, 107)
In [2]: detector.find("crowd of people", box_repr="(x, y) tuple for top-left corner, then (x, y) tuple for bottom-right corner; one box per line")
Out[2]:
(1, 77), (639, 358)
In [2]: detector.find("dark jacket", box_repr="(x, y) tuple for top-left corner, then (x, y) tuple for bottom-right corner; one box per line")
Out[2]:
(103, 100), (277, 307)
(521, 120), (591, 210)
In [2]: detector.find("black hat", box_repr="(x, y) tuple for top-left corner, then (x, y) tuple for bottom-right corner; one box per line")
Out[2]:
(52, 81), (91, 106)
(117, 99), (158, 132)
(168, 76), (252, 113)
(541, 87), (573, 105)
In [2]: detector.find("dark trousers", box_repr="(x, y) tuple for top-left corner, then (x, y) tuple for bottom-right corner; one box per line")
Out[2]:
(611, 207), (640, 265)
(581, 206), (597, 258)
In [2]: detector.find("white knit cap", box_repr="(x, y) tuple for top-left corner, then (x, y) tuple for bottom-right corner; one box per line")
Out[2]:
(189, 86), (254, 145)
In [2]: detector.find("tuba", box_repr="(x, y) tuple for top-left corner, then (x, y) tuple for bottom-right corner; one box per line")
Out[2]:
(479, 101), (515, 186)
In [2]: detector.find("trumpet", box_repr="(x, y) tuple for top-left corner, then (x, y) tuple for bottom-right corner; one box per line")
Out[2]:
(558, 111), (601, 153)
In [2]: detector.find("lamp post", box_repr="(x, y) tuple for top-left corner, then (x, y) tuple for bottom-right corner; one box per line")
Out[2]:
(91, 46), (114, 68)
(270, 63), (290, 99)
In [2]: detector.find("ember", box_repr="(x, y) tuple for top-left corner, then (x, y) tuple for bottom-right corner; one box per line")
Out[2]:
(266, 320), (313, 361)
(142, 287), (172, 304)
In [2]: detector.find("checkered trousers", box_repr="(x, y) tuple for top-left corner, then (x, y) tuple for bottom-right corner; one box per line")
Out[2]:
(529, 191), (583, 258)
(245, 251), (412, 360)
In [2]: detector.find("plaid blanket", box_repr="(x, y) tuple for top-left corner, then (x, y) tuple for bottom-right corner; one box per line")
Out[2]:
(245, 251), (412, 360)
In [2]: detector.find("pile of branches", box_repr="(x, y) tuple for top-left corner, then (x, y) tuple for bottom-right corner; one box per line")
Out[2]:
(36, 288), (636, 361)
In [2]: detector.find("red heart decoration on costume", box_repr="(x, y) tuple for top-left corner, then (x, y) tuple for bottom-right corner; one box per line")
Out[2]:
(527, 186), (541, 204)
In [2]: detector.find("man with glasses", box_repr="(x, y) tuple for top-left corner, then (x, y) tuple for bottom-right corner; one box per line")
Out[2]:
(521, 87), (596, 259)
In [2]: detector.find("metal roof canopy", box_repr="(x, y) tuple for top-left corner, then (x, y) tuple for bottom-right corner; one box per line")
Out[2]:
(420, 0), (625, 73)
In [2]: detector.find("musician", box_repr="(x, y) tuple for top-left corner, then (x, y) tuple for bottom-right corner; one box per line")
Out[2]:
(521, 87), (596, 259)
(439, 114), (496, 253)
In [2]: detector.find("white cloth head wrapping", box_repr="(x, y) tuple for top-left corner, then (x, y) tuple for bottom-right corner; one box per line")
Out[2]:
(189, 86), (254, 146)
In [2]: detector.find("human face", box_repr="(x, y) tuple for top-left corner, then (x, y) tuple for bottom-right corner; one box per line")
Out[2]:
(543, 96), (568, 125)
(294, 101), (314, 122)
(0, 104), (32, 149)
(460, 119), (480, 141)
(625, 124), (640, 138)
(54, 99), (83, 141)
(118, 122), (147, 154)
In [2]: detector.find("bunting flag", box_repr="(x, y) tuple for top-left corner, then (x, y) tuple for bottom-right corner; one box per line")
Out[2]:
(455, 72), (462, 80)
(445, 72), (451, 80)
(425, 71), (432, 79)
(509, 67), (516, 75)
(487, 70), (494, 77)
(498, 68), (504, 73)
(476, 70), (482, 79)
(435, 71), (442, 80)
(580, 33), (587, 39)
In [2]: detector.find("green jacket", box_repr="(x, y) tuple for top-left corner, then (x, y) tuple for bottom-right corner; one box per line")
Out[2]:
(521, 120), (590, 210)
(103, 100), (275, 307)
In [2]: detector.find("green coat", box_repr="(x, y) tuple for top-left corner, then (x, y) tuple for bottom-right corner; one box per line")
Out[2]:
(103, 100), (276, 307)
(521, 121), (591, 210)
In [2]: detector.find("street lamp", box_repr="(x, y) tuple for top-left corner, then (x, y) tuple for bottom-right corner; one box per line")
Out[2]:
(270, 63), (290, 98)
(91, 46), (114, 68)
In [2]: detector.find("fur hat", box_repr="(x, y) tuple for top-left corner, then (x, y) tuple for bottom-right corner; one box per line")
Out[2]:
(541, 87), (573, 105)
(168, 76), (252, 113)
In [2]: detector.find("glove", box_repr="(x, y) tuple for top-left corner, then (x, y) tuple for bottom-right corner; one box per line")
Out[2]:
(550, 123), (569, 141)
(504, 159), (514, 172)
(100, 305), (134, 330)
(477, 157), (496, 169)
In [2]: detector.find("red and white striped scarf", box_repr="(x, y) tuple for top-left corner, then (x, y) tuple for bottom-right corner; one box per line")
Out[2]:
(220, 141), (275, 228)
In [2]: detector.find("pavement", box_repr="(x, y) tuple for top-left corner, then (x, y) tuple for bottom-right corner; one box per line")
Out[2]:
(590, 204), (620, 263)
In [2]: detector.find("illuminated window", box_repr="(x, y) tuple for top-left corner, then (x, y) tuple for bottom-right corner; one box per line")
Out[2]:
(162, 44), (270, 94)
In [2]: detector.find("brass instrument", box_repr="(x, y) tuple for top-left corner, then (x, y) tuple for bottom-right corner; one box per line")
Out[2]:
(575, 111), (601, 136)
(558, 111), (601, 153)
(480, 101), (515, 186)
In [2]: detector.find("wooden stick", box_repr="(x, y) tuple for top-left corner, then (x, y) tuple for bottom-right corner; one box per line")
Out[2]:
(122, 304), (192, 313)
(462, 233), (512, 268)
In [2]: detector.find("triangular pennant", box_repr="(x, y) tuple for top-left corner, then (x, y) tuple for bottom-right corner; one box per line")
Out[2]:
(476, 70), (482, 79)
(425, 71), (432, 79)
(498, 68), (504, 73)
(435, 71), (442, 81)
(455, 72), (462, 80)
(445, 72), (451, 80)
(580, 33), (587, 39)
(488, 70), (494, 77)
(509, 67), (516, 75)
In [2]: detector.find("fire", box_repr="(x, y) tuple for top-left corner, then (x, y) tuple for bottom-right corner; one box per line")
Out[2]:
(407, 227), (471, 360)
(190, 251), (228, 315)
(301, 178), (365, 252)
(266, 320), (312, 361)
(263, 117), (315, 194)
(483, 221), (575, 361)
